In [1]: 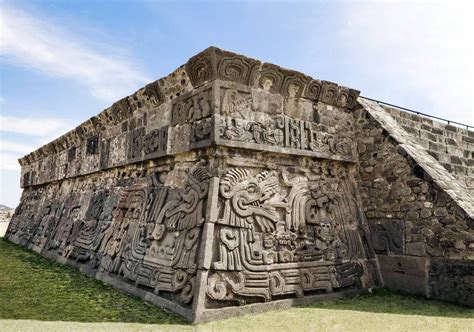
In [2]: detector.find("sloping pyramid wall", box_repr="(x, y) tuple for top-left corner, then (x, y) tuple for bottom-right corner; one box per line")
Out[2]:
(6, 48), (379, 323)
(356, 98), (473, 306)
(380, 103), (473, 193)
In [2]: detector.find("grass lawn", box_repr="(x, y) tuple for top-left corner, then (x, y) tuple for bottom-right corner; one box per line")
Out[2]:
(0, 238), (473, 331)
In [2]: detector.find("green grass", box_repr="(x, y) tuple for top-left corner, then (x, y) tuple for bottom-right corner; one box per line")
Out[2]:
(0, 238), (186, 324)
(0, 237), (473, 331)
(309, 288), (473, 319)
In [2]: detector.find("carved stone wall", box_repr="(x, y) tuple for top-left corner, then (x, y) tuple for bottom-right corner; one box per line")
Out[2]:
(8, 160), (211, 315)
(197, 153), (377, 320)
(6, 48), (473, 322)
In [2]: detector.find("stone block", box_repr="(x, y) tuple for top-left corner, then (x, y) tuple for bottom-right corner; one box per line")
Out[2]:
(369, 219), (404, 255)
(377, 255), (428, 297)
(428, 259), (474, 307)
(406, 242), (426, 256)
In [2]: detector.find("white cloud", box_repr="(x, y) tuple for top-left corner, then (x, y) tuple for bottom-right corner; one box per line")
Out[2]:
(0, 4), (150, 102)
(0, 140), (40, 170)
(0, 115), (73, 137)
(0, 152), (21, 171)
(0, 114), (74, 171)
(340, 1), (474, 125)
(0, 139), (35, 154)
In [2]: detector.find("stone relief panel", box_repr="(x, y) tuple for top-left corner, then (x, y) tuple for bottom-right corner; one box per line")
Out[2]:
(171, 88), (212, 126)
(7, 163), (212, 309)
(108, 134), (128, 168)
(216, 84), (355, 160)
(190, 118), (213, 146)
(143, 126), (168, 158)
(169, 85), (215, 152)
(377, 255), (428, 296)
(128, 127), (146, 161)
(370, 219), (405, 255)
(204, 162), (368, 308)
(6, 187), (47, 243)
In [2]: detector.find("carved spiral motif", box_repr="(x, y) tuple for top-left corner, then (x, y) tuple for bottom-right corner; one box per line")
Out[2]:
(336, 91), (348, 107)
(179, 276), (195, 304)
(304, 80), (323, 100)
(321, 83), (339, 104)
(187, 57), (213, 86)
(220, 228), (239, 250)
(371, 231), (391, 252)
(184, 228), (200, 250)
(172, 270), (188, 289)
(218, 57), (251, 84)
(346, 90), (358, 108)
(259, 65), (284, 93)
(207, 273), (228, 300)
(151, 269), (161, 288)
(220, 168), (250, 199)
(281, 76), (307, 98)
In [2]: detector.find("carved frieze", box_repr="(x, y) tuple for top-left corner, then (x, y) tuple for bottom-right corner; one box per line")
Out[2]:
(8, 164), (212, 308)
(143, 126), (168, 157)
(205, 165), (367, 307)
(217, 114), (354, 160)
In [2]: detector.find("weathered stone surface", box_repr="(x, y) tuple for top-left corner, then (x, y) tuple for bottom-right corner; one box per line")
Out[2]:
(356, 98), (473, 307)
(377, 255), (428, 296)
(429, 259), (474, 307)
(6, 48), (474, 322)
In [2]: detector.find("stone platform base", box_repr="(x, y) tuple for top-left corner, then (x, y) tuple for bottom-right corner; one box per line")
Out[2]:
(7, 236), (369, 323)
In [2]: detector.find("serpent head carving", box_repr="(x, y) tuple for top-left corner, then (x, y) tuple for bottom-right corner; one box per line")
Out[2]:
(220, 169), (280, 232)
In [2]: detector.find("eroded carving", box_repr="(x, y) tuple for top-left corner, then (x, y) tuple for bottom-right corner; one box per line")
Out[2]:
(218, 114), (354, 159)
(144, 127), (168, 156)
(172, 89), (212, 126)
(370, 219), (404, 255)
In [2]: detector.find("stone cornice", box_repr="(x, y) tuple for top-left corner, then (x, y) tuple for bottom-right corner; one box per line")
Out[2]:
(18, 47), (360, 167)
(186, 47), (360, 106)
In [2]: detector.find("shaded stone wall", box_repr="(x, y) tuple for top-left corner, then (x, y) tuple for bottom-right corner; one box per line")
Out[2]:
(381, 105), (474, 193)
(355, 100), (474, 306)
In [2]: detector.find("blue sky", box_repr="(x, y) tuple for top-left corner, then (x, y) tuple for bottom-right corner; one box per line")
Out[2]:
(1, 0), (473, 208)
